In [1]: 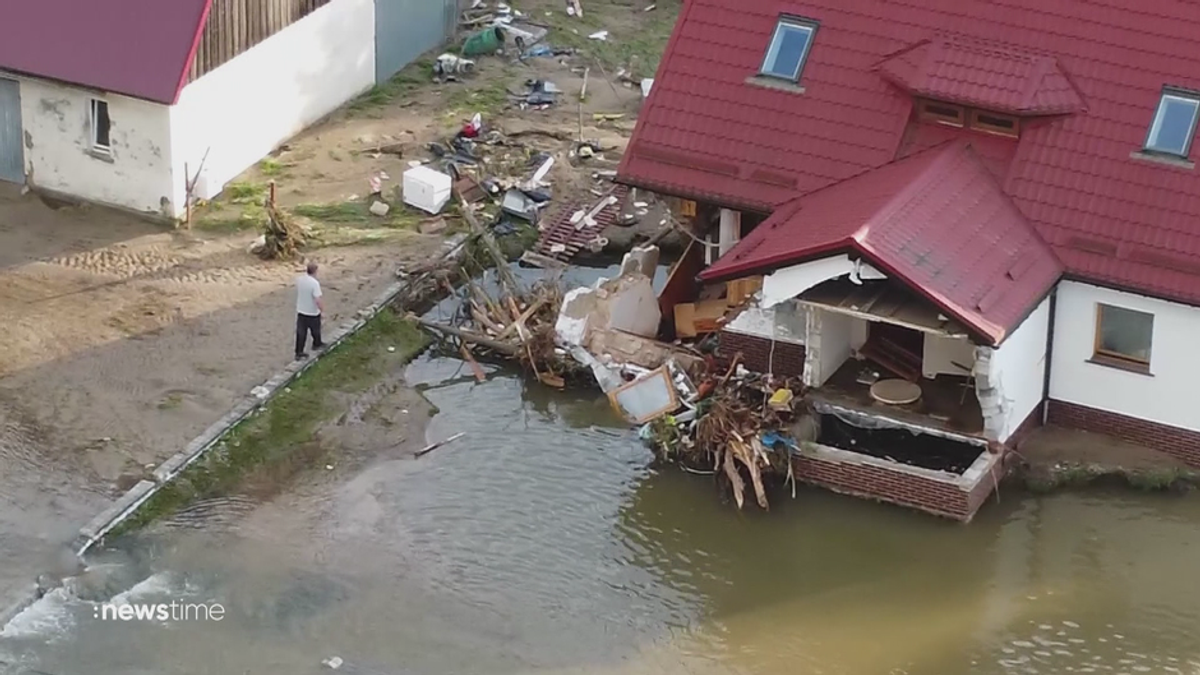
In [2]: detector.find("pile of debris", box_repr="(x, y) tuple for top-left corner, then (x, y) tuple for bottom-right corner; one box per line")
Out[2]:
(545, 245), (805, 509)
(412, 201), (583, 387)
(254, 182), (308, 260)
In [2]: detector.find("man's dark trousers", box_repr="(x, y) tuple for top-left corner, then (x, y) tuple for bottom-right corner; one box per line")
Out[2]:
(295, 312), (324, 357)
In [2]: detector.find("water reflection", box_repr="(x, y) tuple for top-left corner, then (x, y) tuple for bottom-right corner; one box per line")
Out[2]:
(3, 357), (1200, 675)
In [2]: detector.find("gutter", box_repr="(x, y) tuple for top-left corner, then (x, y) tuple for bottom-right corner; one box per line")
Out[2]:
(1041, 287), (1057, 424)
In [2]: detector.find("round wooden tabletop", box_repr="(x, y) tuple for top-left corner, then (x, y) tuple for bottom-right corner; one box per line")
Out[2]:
(869, 379), (922, 405)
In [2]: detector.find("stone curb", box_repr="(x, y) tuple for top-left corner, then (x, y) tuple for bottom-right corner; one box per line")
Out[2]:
(69, 277), (409, 558)
(0, 584), (41, 629)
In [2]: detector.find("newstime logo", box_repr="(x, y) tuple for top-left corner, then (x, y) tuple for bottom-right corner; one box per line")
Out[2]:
(93, 601), (226, 622)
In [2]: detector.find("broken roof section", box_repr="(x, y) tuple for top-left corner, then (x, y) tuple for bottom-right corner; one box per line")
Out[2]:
(874, 36), (1086, 115)
(0, 0), (211, 104)
(700, 142), (1062, 345)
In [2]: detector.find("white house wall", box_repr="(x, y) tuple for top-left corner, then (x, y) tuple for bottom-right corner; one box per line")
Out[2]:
(169, 0), (376, 212)
(804, 309), (855, 387)
(14, 76), (173, 215)
(1050, 281), (1200, 434)
(977, 296), (1051, 442)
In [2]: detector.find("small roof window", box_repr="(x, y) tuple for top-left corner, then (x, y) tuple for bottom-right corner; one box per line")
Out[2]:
(760, 18), (817, 82)
(1145, 89), (1200, 157)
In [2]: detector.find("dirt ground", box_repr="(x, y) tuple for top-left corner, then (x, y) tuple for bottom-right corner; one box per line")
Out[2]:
(0, 183), (444, 610)
(199, 0), (680, 249)
(1017, 425), (1190, 472)
(1, 0), (681, 611)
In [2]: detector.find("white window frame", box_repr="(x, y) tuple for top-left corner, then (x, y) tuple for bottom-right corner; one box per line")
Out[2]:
(90, 98), (112, 154)
(759, 18), (818, 82)
(1144, 89), (1200, 157)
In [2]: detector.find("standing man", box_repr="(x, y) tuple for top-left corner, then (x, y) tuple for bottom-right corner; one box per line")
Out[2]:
(295, 261), (325, 360)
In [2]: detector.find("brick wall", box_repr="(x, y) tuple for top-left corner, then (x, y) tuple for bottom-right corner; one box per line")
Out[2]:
(792, 453), (998, 522)
(1046, 399), (1200, 468)
(718, 331), (805, 378)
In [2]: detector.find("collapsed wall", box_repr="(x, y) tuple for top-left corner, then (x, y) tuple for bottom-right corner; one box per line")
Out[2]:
(791, 403), (1003, 522)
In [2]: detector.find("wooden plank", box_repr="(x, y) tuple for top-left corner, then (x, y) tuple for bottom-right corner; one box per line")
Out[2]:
(674, 303), (697, 338)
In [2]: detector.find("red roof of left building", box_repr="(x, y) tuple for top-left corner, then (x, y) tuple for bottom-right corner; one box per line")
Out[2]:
(0, 0), (211, 104)
(700, 142), (1062, 345)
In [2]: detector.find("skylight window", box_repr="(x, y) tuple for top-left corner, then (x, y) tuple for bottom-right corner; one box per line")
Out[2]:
(1145, 89), (1200, 157)
(760, 18), (817, 82)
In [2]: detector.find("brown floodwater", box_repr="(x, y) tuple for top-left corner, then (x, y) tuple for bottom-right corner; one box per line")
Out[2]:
(2, 265), (1199, 675)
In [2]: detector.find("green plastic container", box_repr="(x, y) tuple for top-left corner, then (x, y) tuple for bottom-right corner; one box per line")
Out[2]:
(462, 26), (505, 56)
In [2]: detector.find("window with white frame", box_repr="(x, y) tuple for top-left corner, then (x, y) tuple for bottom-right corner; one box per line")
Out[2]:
(1144, 89), (1200, 157)
(90, 99), (111, 153)
(1093, 303), (1154, 371)
(760, 18), (818, 82)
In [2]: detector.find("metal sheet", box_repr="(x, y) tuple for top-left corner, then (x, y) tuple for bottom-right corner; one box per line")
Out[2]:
(375, 0), (456, 83)
(0, 78), (23, 184)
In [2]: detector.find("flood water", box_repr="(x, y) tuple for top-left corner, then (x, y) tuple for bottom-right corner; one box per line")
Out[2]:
(3, 267), (1200, 674)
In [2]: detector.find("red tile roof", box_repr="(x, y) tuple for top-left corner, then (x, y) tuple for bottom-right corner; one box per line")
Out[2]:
(619, 0), (1200, 308)
(0, 0), (211, 104)
(700, 143), (1061, 344)
(875, 37), (1086, 116)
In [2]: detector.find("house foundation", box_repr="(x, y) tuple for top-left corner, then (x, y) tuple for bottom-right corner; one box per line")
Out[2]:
(792, 403), (1002, 521)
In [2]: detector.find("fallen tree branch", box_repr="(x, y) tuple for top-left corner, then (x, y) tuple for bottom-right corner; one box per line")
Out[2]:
(413, 316), (519, 355)
(459, 343), (488, 382)
(416, 432), (466, 458)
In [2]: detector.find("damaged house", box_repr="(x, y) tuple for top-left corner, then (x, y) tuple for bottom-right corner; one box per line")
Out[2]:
(618, 0), (1200, 520)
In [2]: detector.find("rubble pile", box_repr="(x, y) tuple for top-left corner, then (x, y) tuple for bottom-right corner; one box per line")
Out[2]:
(412, 202), (585, 388)
(545, 245), (805, 510)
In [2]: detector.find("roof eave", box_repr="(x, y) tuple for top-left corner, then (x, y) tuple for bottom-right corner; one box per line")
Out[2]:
(169, 0), (214, 105)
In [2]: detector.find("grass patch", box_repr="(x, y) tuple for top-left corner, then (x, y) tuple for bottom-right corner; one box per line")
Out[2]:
(293, 200), (425, 235)
(1126, 467), (1192, 491)
(259, 158), (286, 177)
(114, 310), (430, 533)
(350, 57), (436, 113)
(225, 181), (267, 204)
(439, 77), (511, 119)
(542, 1), (680, 74)
(193, 203), (267, 234)
(294, 201), (375, 224)
(1021, 462), (1199, 494)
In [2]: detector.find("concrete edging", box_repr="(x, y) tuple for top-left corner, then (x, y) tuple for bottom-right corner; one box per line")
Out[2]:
(70, 277), (409, 557)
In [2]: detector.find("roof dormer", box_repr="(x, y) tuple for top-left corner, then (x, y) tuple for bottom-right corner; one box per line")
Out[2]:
(875, 36), (1085, 116)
